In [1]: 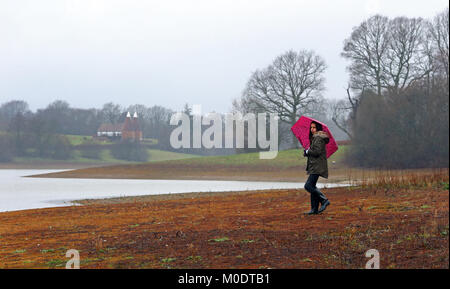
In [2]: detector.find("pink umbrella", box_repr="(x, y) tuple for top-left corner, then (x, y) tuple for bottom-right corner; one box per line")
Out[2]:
(290, 116), (338, 159)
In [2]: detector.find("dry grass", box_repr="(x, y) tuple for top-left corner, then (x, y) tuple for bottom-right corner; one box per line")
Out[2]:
(0, 169), (448, 269)
(358, 168), (449, 189)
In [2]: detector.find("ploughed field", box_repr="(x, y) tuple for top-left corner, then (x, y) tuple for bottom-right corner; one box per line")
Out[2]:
(0, 170), (448, 269)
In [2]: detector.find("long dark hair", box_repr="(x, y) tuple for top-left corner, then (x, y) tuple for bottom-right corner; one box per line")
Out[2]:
(309, 121), (323, 143)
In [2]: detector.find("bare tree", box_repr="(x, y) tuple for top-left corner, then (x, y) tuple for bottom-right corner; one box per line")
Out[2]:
(428, 7), (449, 87)
(0, 100), (32, 156)
(239, 49), (327, 146)
(383, 17), (431, 94)
(340, 14), (442, 140)
(146, 105), (174, 148)
(342, 15), (434, 96)
(0, 100), (30, 124)
(100, 102), (123, 124)
(330, 85), (360, 140)
(342, 15), (390, 96)
(38, 100), (72, 134)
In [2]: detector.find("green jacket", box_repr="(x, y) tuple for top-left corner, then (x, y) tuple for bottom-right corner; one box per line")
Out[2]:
(306, 131), (329, 178)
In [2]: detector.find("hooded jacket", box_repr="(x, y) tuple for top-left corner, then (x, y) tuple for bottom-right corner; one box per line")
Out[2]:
(306, 131), (329, 178)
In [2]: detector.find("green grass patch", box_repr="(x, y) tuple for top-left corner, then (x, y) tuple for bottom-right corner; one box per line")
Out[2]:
(46, 259), (66, 268)
(240, 239), (256, 244)
(147, 149), (197, 162)
(23, 260), (34, 264)
(209, 237), (230, 242)
(65, 135), (95, 146)
(14, 147), (195, 165)
(186, 256), (202, 262)
(154, 146), (347, 169)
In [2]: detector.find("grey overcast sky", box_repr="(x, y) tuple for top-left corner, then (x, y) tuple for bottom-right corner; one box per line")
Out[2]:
(0, 0), (448, 113)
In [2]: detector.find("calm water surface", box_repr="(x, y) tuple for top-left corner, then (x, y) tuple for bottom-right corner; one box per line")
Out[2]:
(0, 170), (349, 212)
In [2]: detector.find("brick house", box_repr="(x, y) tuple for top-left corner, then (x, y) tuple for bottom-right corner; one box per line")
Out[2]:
(97, 112), (143, 141)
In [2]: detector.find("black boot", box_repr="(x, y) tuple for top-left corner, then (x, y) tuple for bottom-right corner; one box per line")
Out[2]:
(314, 188), (329, 213)
(318, 199), (330, 213)
(315, 188), (327, 205)
(305, 194), (319, 215)
(305, 209), (318, 215)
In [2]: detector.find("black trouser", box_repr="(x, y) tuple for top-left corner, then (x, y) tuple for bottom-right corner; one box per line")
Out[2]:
(304, 174), (328, 211)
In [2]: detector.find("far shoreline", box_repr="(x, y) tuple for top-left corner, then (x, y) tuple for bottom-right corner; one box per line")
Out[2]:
(0, 162), (122, 170)
(71, 185), (352, 207)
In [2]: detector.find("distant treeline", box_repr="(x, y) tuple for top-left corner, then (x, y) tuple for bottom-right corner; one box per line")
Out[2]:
(341, 9), (449, 168)
(2, 8), (447, 168)
(0, 101), (174, 162)
(348, 83), (449, 168)
(230, 7), (449, 169)
(0, 98), (349, 163)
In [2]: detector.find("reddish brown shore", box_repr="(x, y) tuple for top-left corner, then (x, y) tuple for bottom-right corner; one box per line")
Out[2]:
(24, 161), (443, 184)
(0, 179), (448, 269)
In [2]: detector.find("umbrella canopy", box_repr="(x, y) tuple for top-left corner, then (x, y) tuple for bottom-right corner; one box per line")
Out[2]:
(290, 116), (338, 159)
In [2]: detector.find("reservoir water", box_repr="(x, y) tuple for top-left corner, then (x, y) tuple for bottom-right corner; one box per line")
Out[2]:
(0, 170), (349, 212)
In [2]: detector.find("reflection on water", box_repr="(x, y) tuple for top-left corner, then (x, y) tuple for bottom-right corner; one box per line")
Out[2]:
(0, 170), (349, 212)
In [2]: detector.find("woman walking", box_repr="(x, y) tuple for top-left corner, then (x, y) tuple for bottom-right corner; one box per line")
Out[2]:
(303, 121), (331, 215)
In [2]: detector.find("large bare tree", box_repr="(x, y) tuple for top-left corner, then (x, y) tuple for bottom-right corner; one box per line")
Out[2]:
(341, 15), (390, 96)
(337, 12), (445, 141)
(383, 17), (430, 94)
(428, 7), (449, 87)
(342, 15), (433, 96)
(237, 49), (327, 147)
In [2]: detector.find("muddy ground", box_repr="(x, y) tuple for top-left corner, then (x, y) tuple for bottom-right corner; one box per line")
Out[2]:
(0, 183), (448, 269)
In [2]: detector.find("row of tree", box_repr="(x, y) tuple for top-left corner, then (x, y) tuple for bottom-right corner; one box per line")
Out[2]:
(0, 100), (175, 140)
(2, 9), (446, 167)
(0, 95), (349, 162)
(340, 8), (449, 168)
(334, 9), (449, 138)
(232, 7), (449, 168)
(0, 100), (174, 162)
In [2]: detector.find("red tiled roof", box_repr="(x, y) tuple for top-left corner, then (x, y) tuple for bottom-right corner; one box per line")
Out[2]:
(97, 123), (124, 132)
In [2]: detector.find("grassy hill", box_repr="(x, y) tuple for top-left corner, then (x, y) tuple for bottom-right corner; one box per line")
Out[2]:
(5, 130), (347, 166)
(1, 132), (195, 165)
(65, 134), (158, 146)
(30, 146), (352, 182)
(166, 146), (348, 169)
(12, 148), (196, 165)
